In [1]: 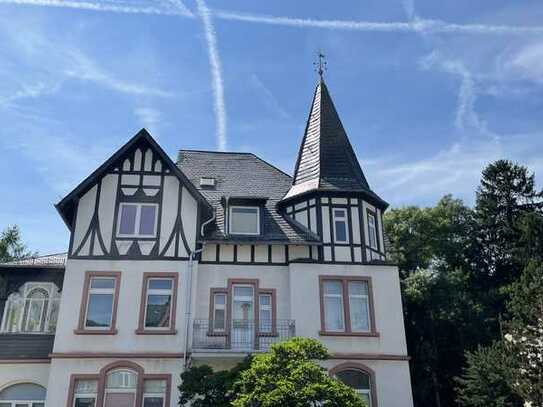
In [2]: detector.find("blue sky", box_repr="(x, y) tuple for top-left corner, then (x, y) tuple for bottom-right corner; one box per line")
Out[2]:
(1, 0), (543, 254)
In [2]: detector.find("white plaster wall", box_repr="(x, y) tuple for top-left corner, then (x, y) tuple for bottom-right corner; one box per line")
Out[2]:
(289, 263), (408, 355)
(46, 358), (182, 407)
(53, 259), (191, 353)
(194, 264), (290, 321)
(0, 363), (50, 391)
(322, 359), (413, 407)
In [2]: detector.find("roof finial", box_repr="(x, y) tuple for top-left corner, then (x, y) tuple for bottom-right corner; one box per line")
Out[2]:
(314, 51), (327, 81)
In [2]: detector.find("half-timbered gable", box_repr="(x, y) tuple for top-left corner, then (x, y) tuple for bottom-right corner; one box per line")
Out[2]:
(56, 129), (211, 260)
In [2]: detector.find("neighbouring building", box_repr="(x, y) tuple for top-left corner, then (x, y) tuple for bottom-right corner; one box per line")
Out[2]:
(0, 77), (413, 407)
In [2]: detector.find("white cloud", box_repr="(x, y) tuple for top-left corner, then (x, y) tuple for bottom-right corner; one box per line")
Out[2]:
(0, 0), (191, 16)
(507, 41), (543, 83)
(195, 0), (228, 151)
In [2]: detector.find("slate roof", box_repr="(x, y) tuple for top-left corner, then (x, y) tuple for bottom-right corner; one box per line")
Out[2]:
(177, 151), (320, 244)
(0, 252), (67, 268)
(282, 79), (388, 209)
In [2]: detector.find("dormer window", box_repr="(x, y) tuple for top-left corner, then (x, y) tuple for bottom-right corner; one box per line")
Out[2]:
(229, 206), (260, 235)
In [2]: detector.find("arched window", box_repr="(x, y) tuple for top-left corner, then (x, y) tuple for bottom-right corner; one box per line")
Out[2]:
(332, 364), (376, 407)
(0, 282), (60, 334)
(104, 369), (138, 407)
(0, 383), (46, 407)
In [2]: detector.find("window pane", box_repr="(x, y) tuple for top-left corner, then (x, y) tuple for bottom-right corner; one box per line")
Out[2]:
(214, 293), (226, 306)
(213, 309), (225, 330)
(32, 404), (45, 407)
(25, 299), (45, 332)
(323, 281), (342, 295)
(90, 278), (115, 290)
(144, 379), (167, 393)
(335, 220), (347, 242)
(75, 399), (96, 407)
(234, 286), (253, 297)
(139, 205), (157, 235)
(107, 370), (137, 389)
(119, 204), (137, 235)
(259, 294), (271, 306)
(145, 295), (171, 328)
(148, 279), (172, 290)
(350, 296), (370, 332)
(143, 397), (164, 407)
(86, 294), (113, 327)
(349, 281), (369, 296)
(336, 369), (370, 390)
(231, 207), (258, 234)
(259, 309), (272, 332)
(324, 296), (345, 331)
(334, 209), (346, 218)
(75, 379), (98, 393)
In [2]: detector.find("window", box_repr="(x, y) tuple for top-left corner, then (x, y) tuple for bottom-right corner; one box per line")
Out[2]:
(335, 369), (373, 407)
(333, 208), (348, 243)
(143, 379), (167, 407)
(320, 277), (377, 336)
(212, 292), (226, 332)
(322, 281), (345, 332)
(0, 383), (47, 407)
(73, 380), (97, 407)
(104, 369), (137, 407)
(348, 281), (370, 332)
(259, 293), (272, 333)
(0, 282), (61, 334)
(229, 206), (260, 235)
(85, 278), (116, 329)
(77, 272), (120, 334)
(137, 273), (178, 334)
(117, 203), (158, 238)
(367, 212), (378, 250)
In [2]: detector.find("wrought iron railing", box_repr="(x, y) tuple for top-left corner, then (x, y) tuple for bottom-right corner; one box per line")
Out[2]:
(192, 319), (296, 351)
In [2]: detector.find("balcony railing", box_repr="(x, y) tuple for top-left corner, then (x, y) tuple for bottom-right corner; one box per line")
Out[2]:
(193, 319), (296, 352)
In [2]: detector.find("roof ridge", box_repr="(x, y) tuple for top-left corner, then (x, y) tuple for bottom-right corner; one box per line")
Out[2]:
(178, 149), (254, 155)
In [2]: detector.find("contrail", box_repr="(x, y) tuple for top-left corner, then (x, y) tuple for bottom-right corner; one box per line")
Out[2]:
(196, 0), (227, 151)
(213, 9), (543, 35)
(0, 0), (192, 16)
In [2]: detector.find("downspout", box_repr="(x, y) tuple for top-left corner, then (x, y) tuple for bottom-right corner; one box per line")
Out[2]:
(183, 209), (216, 369)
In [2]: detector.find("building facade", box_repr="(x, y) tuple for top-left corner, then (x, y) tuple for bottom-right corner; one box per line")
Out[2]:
(0, 78), (413, 407)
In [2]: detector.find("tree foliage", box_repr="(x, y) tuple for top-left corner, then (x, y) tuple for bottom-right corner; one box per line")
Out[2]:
(232, 337), (366, 407)
(385, 160), (543, 407)
(178, 356), (251, 406)
(0, 225), (34, 263)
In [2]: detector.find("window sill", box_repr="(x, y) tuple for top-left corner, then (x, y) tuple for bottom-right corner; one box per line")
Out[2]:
(319, 331), (380, 338)
(135, 329), (177, 335)
(74, 329), (118, 335)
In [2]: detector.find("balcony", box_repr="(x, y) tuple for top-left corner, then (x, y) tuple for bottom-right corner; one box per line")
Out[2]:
(192, 319), (296, 353)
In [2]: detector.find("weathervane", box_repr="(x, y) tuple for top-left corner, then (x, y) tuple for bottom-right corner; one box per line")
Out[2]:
(314, 51), (327, 80)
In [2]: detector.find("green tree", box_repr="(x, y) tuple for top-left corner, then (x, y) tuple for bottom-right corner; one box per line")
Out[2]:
(0, 225), (35, 262)
(455, 342), (521, 407)
(475, 160), (543, 284)
(178, 357), (251, 406)
(232, 337), (365, 407)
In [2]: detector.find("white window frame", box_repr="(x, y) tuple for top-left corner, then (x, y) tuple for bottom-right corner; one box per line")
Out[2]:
(332, 208), (349, 243)
(143, 278), (174, 330)
(323, 281), (345, 332)
(367, 212), (378, 250)
(142, 394), (165, 407)
(84, 277), (116, 330)
(258, 293), (272, 333)
(348, 281), (371, 333)
(23, 287), (49, 332)
(228, 206), (260, 236)
(116, 203), (159, 238)
(212, 293), (227, 332)
(73, 393), (97, 407)
(0, 402), (46, 407)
